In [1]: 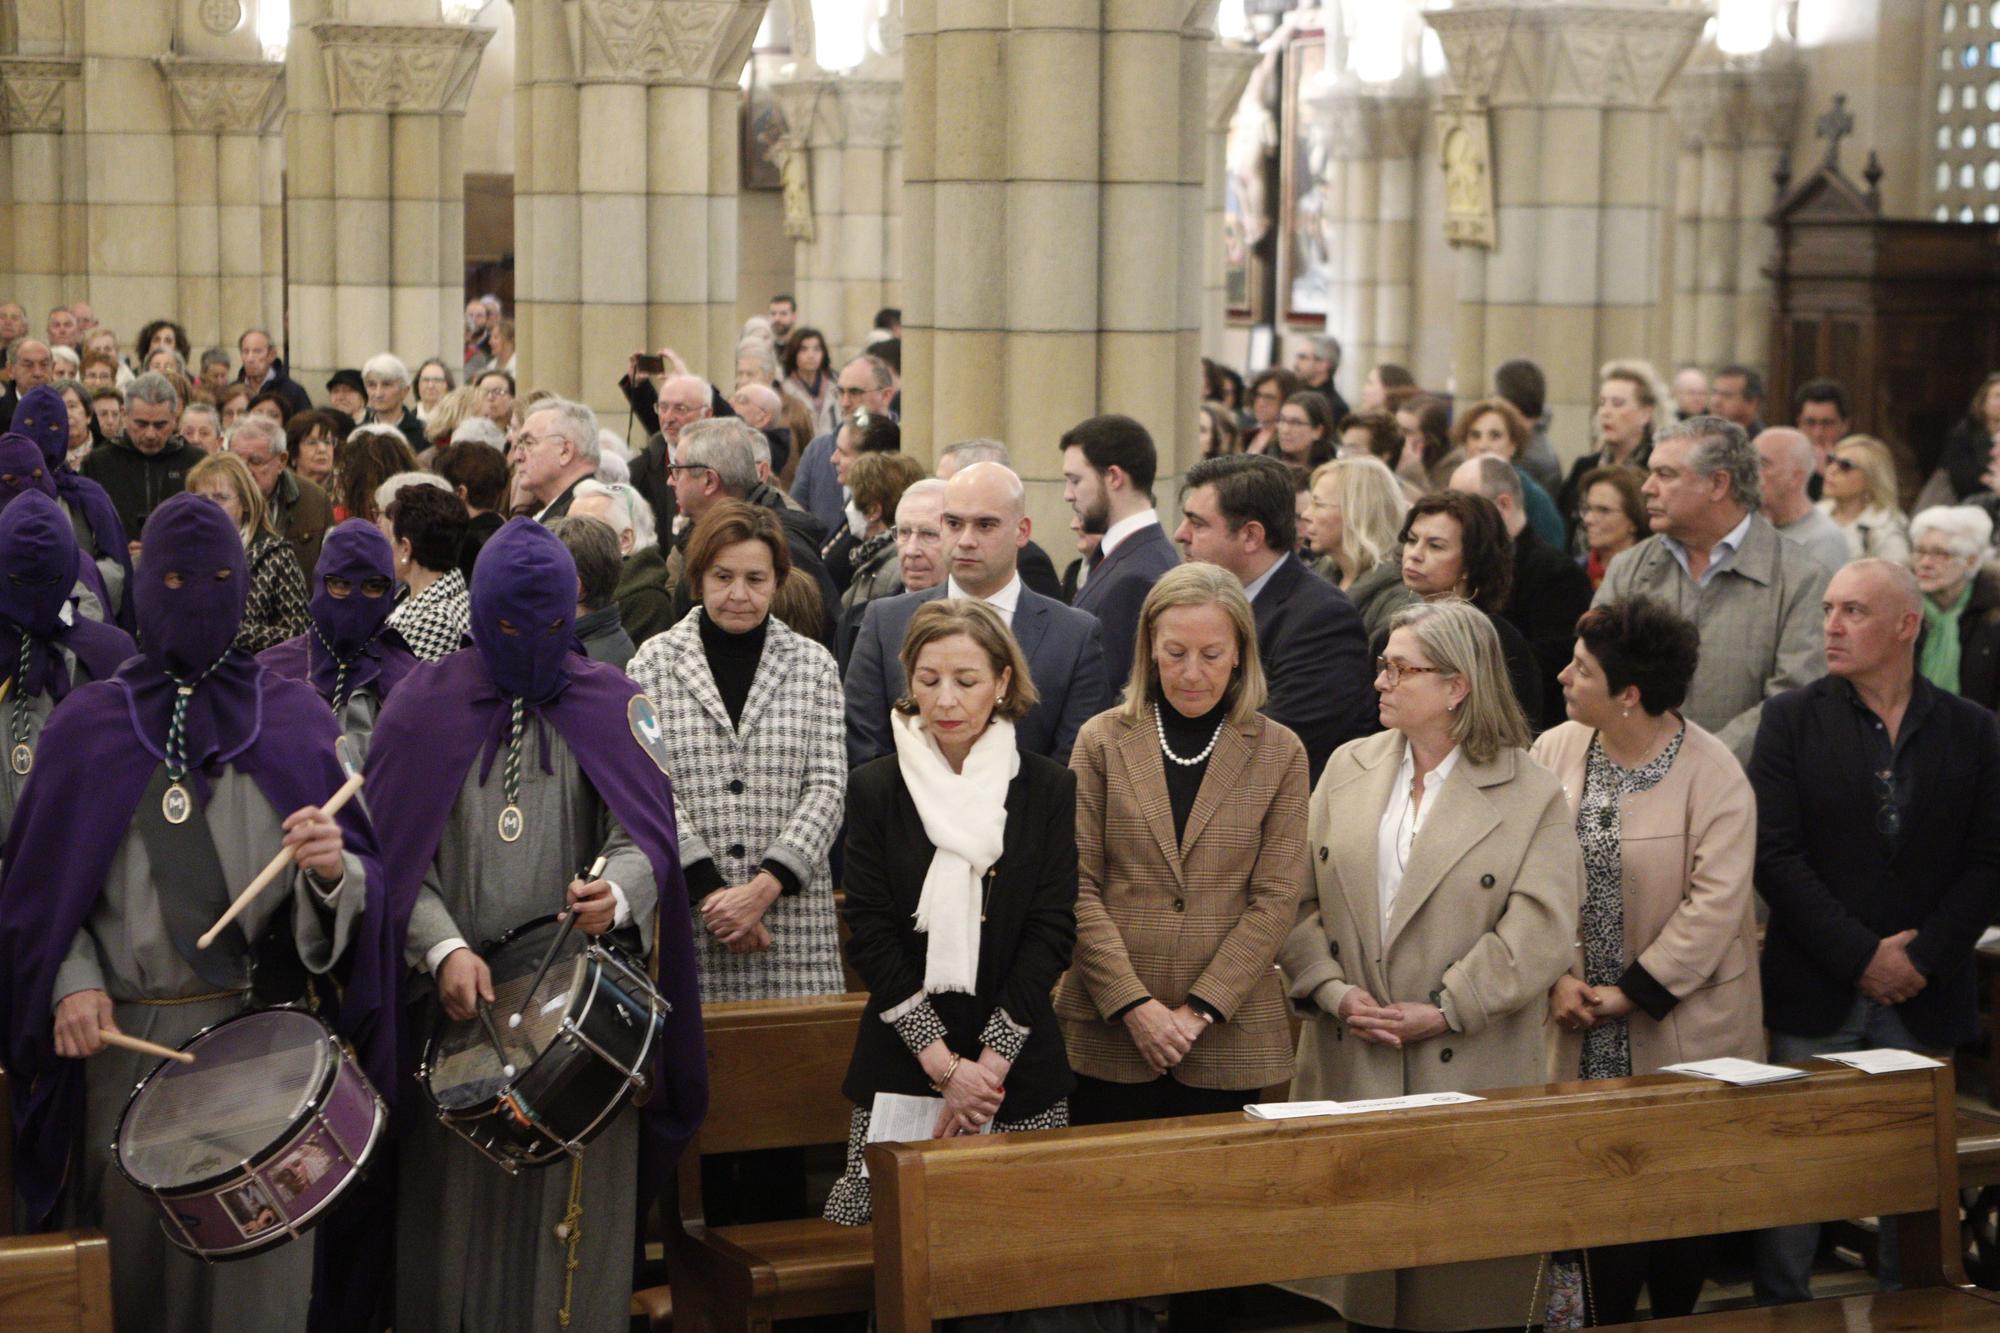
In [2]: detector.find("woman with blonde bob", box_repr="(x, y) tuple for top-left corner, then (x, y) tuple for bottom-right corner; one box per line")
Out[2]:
(1817, 433), (1910, 563)
(827, 599), (1078, 1224)
(1305, 456), (1417, 641)
(185, 450), (309, 653)
(1062, 563), (1308, 1114)
(1281, 598), (1582, 1332)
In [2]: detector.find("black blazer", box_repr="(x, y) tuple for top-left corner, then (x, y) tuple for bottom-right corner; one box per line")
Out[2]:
(1252, 553), (1376, 784)
(1751, 674), (2000, 1048)
(839, 751), (1079, 1119)
(1073, 522), (1180, 696)
(1502, 528), (1592, 728)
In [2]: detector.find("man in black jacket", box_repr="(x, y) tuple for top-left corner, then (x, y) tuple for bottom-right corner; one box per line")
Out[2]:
(78, 373), (203, 556)
(1750, 558), (2000, 1303)
(1174, 454), (1374, 783)
(234, 328), (311, 420)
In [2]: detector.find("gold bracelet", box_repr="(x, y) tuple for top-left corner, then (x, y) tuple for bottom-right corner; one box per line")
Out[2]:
(932, 1053), (961, 1094)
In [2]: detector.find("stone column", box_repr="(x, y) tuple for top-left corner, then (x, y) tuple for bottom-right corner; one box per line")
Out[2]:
(773, 74), (901, 361)
(0, 57), (83, 320)
(1426, 2), (1705, 451)
(904, 0), (1214, 533)
(1318, 87), (1425, 379)
(155, 58), (285, 352)
(1202, 43), (1258, 363)
(514, 0), (766, 413)
(286, 9), (490, 389)
(75, 3), (180, 335)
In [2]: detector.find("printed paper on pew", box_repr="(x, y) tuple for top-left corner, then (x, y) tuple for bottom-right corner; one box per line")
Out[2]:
(1245, 1091), (1483, 1120)
(1816, 1049), (1946, 1074)
(1660, 1057), (1809, 1086)
(860, 1091), (991, 1176)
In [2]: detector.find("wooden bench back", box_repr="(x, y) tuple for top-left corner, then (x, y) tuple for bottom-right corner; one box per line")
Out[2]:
(868, 1065), (1962, 1330)
(697, 992), (865, 1155)
(0, 1230), (113, 1333)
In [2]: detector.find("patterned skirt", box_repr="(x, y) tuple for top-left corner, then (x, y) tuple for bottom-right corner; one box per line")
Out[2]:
(822, 1098), (1069, 1226)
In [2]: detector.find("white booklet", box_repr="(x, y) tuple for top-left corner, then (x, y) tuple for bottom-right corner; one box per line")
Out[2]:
(1660, 1057), (1809, 1086)
(1245, 1091), (1484, 1120)
(1816, 1049), (1946, 1074)
(861, 1091), (991, 1176)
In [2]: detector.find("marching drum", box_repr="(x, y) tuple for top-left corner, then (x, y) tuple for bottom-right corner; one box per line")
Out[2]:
(419, 914), (666, 1171)
(112, 1007), (385, 1261)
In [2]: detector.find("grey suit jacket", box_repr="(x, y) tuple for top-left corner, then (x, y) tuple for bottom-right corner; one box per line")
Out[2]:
(1072, 521), (1180, 695)
(843, 582), (1111, 768)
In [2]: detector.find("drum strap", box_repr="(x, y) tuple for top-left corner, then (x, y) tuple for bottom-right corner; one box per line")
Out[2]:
(136, 764), (254, 991)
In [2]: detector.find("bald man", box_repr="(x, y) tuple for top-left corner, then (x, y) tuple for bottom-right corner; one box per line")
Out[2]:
(1750, 556), (2000, 1300)
(842, 460), (1108, 767)
(1755, 427), (1849, 577)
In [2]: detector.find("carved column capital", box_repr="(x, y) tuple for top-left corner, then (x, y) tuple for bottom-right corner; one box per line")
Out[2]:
(774, 75), (901, 151)
(155, 56), (285, 133)
(574, 0), (769, 87)
(0, 57), (81, 132)
(308, 21), (494, 114)
(1674, 60), (1804, 151)
(1426, 3), (1706, 111)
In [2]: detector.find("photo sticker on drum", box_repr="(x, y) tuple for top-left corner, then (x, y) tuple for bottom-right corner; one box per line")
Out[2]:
(628, 695), (673, 776)
(265, 1132), (334, 1204)
(219, 1178), (283, 1239)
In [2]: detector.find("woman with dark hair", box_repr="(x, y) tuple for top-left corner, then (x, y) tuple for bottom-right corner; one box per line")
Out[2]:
(1394, 393), (1460, 494)
(1452, 396), (1564, 547)
(1358, 361), (1416, 413)
(434, 439), (511, 579)
(1274, 390), (1337, 468)
(1942, 371), (2000, 500)
(283, 409), (341, 489)
(1199, 401), (1242, 458)
(381, 482), (470, 660)
(1245, 368), (1300, 455)
(333, 426), (420, 524)
(135, 318), (191, 364)
(1393, 490), (1544, 728)
(1532, 596), (1760, 1323)
(413, 357), (456, 429)
(1577, 464), (1647, 589)
(781, 327), (839, 436)
(247, 387), (292, 426)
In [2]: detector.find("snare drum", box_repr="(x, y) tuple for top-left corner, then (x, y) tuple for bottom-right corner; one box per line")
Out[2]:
(419, 914), (666, 1171)
(112, 1007), (385, 1261)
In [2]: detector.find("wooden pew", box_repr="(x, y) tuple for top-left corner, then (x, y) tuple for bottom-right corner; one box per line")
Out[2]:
(0, 1230), (113, 1333)
(664, 992), (870, 1331)
(868, 1063), (1974, 1332)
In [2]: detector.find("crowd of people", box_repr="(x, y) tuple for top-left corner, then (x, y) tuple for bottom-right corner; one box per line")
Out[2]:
(2, 290), (1998, 1333)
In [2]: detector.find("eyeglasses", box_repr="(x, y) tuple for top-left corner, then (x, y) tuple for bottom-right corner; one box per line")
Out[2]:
(1874, 769), (1901, 840)
(1277, 415), (1312, 429)
(1580, 503), (1625, 517)
(1375, 656), (1448, 688)
(837, 385), (871, 401)
(664, 462), (714, 475)
(1912, 545), (1969, 562)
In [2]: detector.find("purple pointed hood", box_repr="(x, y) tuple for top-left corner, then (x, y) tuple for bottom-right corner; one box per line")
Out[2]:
(469, 517), (578, 704)
(0, 433), (56, 507)
(11, 386), (69, 472)
(308, 519), (400, 703)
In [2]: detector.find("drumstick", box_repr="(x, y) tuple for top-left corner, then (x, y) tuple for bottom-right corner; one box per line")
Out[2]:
(510, 855), (609, 1029)
(197, 769), (365, 950)
(476, 999), (516, 1078)
(98, 1029), (195, 1065)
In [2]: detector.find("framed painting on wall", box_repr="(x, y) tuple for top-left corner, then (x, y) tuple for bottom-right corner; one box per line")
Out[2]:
(742, 51), (787, 192)
(1280, 28), (1329, 326)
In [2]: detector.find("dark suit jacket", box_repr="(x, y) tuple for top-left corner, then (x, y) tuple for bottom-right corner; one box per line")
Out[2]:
(1016, 539), (1063, 603)
(1751, 674), (2000, 1048)
(839, 753), (1078, 1118)
(1502, 527), (1593, 727)
(844, 582), (1110, 768)
(1073, 521), (1180, 695)
(1251, 553), (1375, 784)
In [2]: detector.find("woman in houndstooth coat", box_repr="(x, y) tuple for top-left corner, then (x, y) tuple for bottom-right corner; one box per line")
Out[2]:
(627, 502), (848, 1002)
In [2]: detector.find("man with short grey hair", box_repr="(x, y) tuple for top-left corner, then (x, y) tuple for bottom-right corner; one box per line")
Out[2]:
(362, 352), (425, 454)
(571, 479), (673, 647)
(1755, 427), (1849, 576)
(235, 326), (310, 419)
(1594, 415), (1831, 762)
(226, 411), (335, 576)
(1, 337), (53, 430)
(550, 514), (637, 669)
(1292, 332), (1349, 419)
(516, 397), (600, 522)
(82, 372), (205, 556)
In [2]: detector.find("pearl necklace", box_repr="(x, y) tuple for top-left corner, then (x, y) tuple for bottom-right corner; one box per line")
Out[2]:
(1155, 704), (1225, 767)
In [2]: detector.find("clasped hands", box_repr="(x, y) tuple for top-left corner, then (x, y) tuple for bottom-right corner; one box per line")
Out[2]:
(1548, 975), (1636, 1034)
(1861, 929), (1925, 1005)
(700, 872), (781, 954)
(1337, 988), (1449, 1047)
(1123, 998), (1210, 1076)
(919, 1041), (1012, 1138)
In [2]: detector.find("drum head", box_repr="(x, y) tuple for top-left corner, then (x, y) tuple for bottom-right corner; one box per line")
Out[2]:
(425, 918), (587, 1112)
(118, 1009), (333, 1190)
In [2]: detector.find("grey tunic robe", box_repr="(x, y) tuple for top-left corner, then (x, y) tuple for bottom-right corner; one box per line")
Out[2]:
(65, 497), (126, 615)
(0, 643), (69, 859)
(334, 687), (383, 768)
(52, 770), (366, 1333)
(396, 723), (657, 1333)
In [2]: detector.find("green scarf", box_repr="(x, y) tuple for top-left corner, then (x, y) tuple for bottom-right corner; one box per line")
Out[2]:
(1920, 579), (1975, 693)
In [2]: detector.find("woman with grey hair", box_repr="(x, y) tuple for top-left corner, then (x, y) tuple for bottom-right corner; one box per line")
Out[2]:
(362, 352), (426, 454)
(1910, 504), (2000, 709)
(1281, 597), (1581, 1331)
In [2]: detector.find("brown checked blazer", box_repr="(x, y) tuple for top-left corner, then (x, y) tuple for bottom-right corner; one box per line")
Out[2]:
(1056, 706), (1309, 1091)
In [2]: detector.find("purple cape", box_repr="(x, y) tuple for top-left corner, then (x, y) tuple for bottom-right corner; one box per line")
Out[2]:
(3, 389), (132, 627)
(0, 664), (395, 1232)
(258, 628), (417, 708)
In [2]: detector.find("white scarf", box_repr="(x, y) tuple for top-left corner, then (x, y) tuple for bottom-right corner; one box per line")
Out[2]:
(890, 710), (1019, 995)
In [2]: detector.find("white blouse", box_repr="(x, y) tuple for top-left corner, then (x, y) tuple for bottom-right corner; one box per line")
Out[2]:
(1375, 740), (1461, 941)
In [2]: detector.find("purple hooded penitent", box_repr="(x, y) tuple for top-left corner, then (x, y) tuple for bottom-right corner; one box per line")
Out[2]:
(0, 492), (133, 701)
(11, 385), (134, 626)
(469, 517), (579, 703)
(0, 432), (57, 506)
(262, 519), (414, 707)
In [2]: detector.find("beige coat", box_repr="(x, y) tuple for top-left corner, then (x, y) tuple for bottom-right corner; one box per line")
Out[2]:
(1531, 719), (1765, 1079)
(1279, 729), (1582, 1332)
